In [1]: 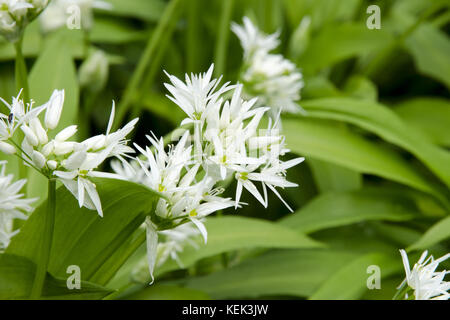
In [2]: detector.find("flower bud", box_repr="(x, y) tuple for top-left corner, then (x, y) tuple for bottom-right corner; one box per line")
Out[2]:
(21, 124), (39, 146)
(44, 89), (65, 130)
(41, 141), (54, 157)
(53, 141), (75, 156)
(79, 50), (109, 93)
(55, 125), (77, 142)
(47, 160), (58, 170)
(29, 118), (48, 145)
(0, 141), (16, 154)
(31, 150), (46, 169)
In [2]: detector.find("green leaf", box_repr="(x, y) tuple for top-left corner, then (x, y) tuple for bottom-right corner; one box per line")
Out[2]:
(404, 24), (450, 89)
(309, 253), (401, 300)
(408, 216), (450, 251)
(0, 254), (112, 299)
(91, 17), (148, 44)
(299, 98), (450, 189)
(282, 117), (438, 197)
(103, 0), (166, 22)
(308, 158), (362, 193)
(394, 98), (450, 147)
(181, 249), (357, 298)
(27, 30), (80, 204)
(298, 23), (394, 74)
(123, 284), (210, 300)
(6, 178), (161, 286)
(280, 188), (418, 234)
(148, 216), (322, 277)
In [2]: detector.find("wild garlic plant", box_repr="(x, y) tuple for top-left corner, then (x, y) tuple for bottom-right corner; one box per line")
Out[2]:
(0, 160), (36, 251)
(396, 249), (450, 300)
(113, 64), (304, 282)
(232, 17), (305, 118)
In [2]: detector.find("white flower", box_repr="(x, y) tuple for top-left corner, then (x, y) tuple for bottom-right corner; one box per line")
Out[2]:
(0, 0), (48, 42)
(157, 223), (201, 268)
(54, 105), (138, 217)
(232, 17), (304, 116)
(0, 161), (37, 250)
(0, 89), (45, 140)
(399, 249), (450, 300)
(164, 64), (233, 125)
(231, 16), (279, 59)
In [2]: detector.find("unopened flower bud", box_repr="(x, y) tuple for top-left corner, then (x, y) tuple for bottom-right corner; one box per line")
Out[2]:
(29, 118), (48, 145)
(47, 160), (58, 170)
(55, 125), (77, 142)
(53, 141), (75, 156)
(44, 89), (64, 129)
(21, 125), (39, 146)
(79, 50), (109, 93)
(0, 141), (16, 154)
(41, 141), (54, 157)
(32, 150), (46, 169)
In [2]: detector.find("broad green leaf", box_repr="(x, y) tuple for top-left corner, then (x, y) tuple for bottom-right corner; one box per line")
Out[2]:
(7, 178), (161, 286)
(343, 75), (378, 101)
(282, 117), (438, 197)
(123, 284), (210, 300)
(408, 216), (450, 251)
(181, 249), (357, 298)
(300, 98), (450, 189)
(298, 23), (394, 74)
(27, 30), (80, 204)
(0, 254), (111, 299)
(103, 0), (166, 22)
(280, 189), (418, 234)
(395, 98), (450, 147)
(404, 24), (450, 89)
(135, 216), (322, 280)
(308, 158), (362, 193)
(309, 253), (401, 300)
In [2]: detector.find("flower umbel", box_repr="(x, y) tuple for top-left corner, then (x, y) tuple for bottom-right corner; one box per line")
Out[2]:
(232, 17), (304, 117)
(398, 249), (450, 300)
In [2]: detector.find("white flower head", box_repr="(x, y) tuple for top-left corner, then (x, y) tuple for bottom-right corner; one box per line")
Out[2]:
(232, 16), (304, 116)
(0, 0), (49, 42)
(399, 249), (450, 300)
(0, 160), (37, 250)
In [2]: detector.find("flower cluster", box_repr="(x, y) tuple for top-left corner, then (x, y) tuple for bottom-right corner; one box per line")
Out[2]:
(232, 17), (304, 117)
(0, 89), (138, 217)
(0, 0), (49, 42)
(40, 0), (112, 32)
(399, 249), (450, 300)
(114, 64), (304, 282)
(0, 160), (36, 250)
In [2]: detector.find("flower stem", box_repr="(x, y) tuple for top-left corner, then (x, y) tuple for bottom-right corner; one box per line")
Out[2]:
(214, 0), (234, 78)
(14, 37), (29, 102)
(30, 179), (56, 299)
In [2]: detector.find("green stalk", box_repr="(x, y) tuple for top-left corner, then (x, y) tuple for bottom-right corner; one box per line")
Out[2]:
(30, 179), (56, 299)
(186, 0), (200, 72)
(214, 0), (234, 78)
(14, 36), (29, 102)
(113, 0), (183, 131)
